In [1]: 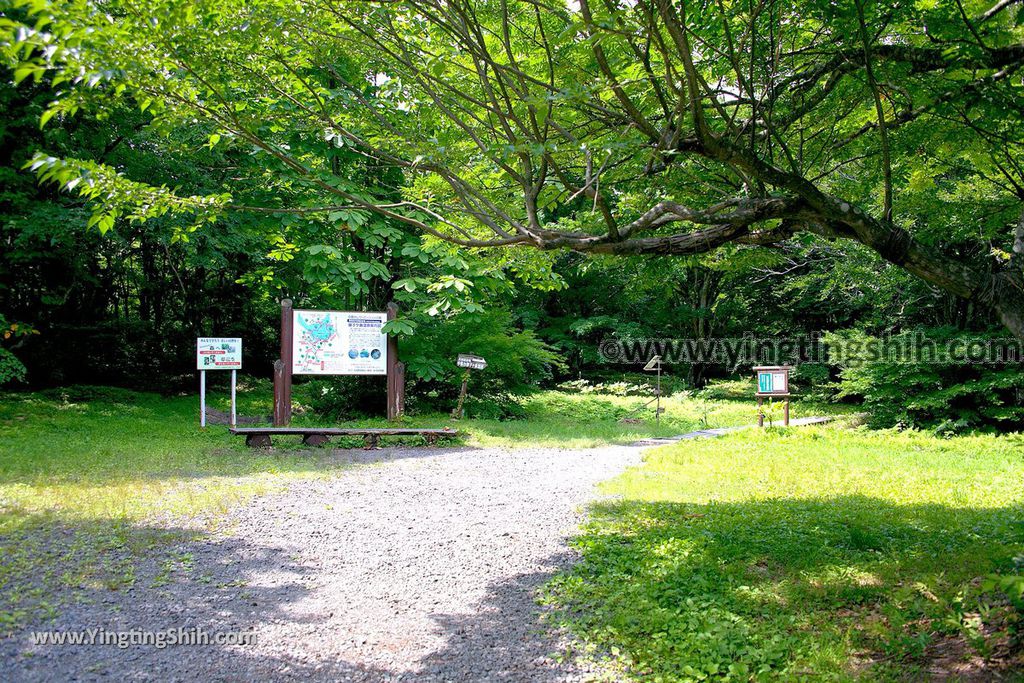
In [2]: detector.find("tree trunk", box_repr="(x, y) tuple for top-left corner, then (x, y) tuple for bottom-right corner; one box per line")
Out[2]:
(993, 273), (1024, 340)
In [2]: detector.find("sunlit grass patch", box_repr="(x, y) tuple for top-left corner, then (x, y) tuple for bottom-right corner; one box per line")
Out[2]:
(542, 425), (1024, 680)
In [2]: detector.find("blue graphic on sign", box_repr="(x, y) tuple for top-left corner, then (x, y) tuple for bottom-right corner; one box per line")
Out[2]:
(758, 372), (773, 393)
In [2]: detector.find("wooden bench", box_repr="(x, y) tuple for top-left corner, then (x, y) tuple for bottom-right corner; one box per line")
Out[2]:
(229, 427), (459, 449)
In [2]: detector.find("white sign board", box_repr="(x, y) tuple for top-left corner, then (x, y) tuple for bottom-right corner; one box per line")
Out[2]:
(755, 367), (790, 395)
(292, 310), (387, 375)
(197, 337), (242, 370)
(457, 354), (487, 370)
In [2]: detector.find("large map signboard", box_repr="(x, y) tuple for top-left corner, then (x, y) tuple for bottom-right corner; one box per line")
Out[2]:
(292, 310), (388, 375)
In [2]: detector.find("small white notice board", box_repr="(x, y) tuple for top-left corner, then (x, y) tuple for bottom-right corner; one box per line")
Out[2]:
(196, 337), (242, 428)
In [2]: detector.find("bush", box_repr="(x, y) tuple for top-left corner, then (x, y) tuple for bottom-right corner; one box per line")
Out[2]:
(978, 555), (1024, 653)
(528, 393), (631, 422)
(827, 327), (1024, 431)
(300, 376), (387, 420)
(696, 378), (750, 401)
(38, 384), (143, 404)
(555, 378), (654, 396)
(461, 393), (527, 421)
(402, 309), (563, 410)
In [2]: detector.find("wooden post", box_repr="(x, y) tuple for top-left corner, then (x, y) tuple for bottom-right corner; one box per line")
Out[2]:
(200, 370), (207, 428)
(273, 299), (294, 426)
(655, 361), (661, 424)
(757, 396), (764, 428)
(272, 360), (288, 423)
(386, 302), (405, 420)
(784, 397), (790, 426)
(452, 369), (471, 419)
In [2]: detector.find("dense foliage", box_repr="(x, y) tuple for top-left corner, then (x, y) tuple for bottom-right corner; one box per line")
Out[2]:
(0, 0), (1021, 429)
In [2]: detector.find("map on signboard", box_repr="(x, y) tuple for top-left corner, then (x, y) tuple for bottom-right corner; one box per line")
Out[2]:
(292, 310), (387, 375)
(197, 337), (242, 370)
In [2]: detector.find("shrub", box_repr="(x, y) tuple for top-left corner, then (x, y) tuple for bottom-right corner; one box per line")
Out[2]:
(555, 378), (654, 396)
(300, 376), (387, 420)
(979, 556), (1024, 651)
(827, 327), (1024, 431)
(402, 309), (563, 408)
(696, 379), (750, 401)
(38, 384), (142, 404)
(461, 393), (527, 421)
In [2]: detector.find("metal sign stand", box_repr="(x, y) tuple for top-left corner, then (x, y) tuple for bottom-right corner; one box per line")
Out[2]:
(200, 370), (206, 429)
(197, 336), (242, 429)
(199, 369), (238, 429)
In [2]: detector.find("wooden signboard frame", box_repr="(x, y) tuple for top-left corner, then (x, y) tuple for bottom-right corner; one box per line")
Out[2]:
(273, 300), (404, 426)
(753, 365), (792, 427)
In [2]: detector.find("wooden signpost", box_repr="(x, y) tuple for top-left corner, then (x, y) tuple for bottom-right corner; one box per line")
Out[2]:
(753, 365), (792, 427)
(197, 337), (242, 428)
(452, 354), (487, 419)
(643, 355), (663, 423)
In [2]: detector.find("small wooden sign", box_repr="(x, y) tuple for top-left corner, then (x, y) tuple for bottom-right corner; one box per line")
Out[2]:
(753, 365), (792, 427)
(753, 365), (791, 396)
(457, 354), (487, 370)
(452, 354), (486, 419)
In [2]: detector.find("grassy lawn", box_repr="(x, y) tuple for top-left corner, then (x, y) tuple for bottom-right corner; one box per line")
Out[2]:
(0, 382), (834, 633)
(542, 425), (1024, 681)
(303, 389), (837, 450)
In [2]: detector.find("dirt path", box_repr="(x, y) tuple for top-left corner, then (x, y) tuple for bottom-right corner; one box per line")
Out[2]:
(3, 444), (645, 682)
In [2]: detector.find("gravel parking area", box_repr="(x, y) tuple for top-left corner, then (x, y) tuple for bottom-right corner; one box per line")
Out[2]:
(3, 444), (643, 681)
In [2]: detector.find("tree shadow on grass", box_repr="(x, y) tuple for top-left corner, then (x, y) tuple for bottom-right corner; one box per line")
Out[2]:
(545, 495), (1024, 681)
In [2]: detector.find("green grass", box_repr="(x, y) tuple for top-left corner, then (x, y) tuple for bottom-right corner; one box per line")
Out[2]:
(0, 385), (348, 632)
(290, 385), (844, 449)
(0, 382), (831, 632)
(541, 425), (1024, 681)
(392, 391), (838, 449)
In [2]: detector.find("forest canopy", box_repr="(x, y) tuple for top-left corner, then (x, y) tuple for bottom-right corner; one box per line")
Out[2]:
(1, 0), (1023, 430)
(3, 0), (1023, 335)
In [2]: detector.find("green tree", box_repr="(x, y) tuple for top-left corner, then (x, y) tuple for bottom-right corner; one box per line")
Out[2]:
(4, 0), (1024, 338)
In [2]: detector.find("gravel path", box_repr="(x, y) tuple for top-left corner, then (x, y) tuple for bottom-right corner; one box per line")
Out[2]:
(3, 444), (646, 682)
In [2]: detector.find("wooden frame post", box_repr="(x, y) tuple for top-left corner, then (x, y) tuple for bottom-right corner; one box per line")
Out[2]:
(273, 299), (294, 426)
(386, 302), (405, 420)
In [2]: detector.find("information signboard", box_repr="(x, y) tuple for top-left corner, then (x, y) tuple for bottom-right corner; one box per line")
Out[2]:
(196, 337), (242, 370)
(292, 310), (388, 375)
(755, 367), (789, 395)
